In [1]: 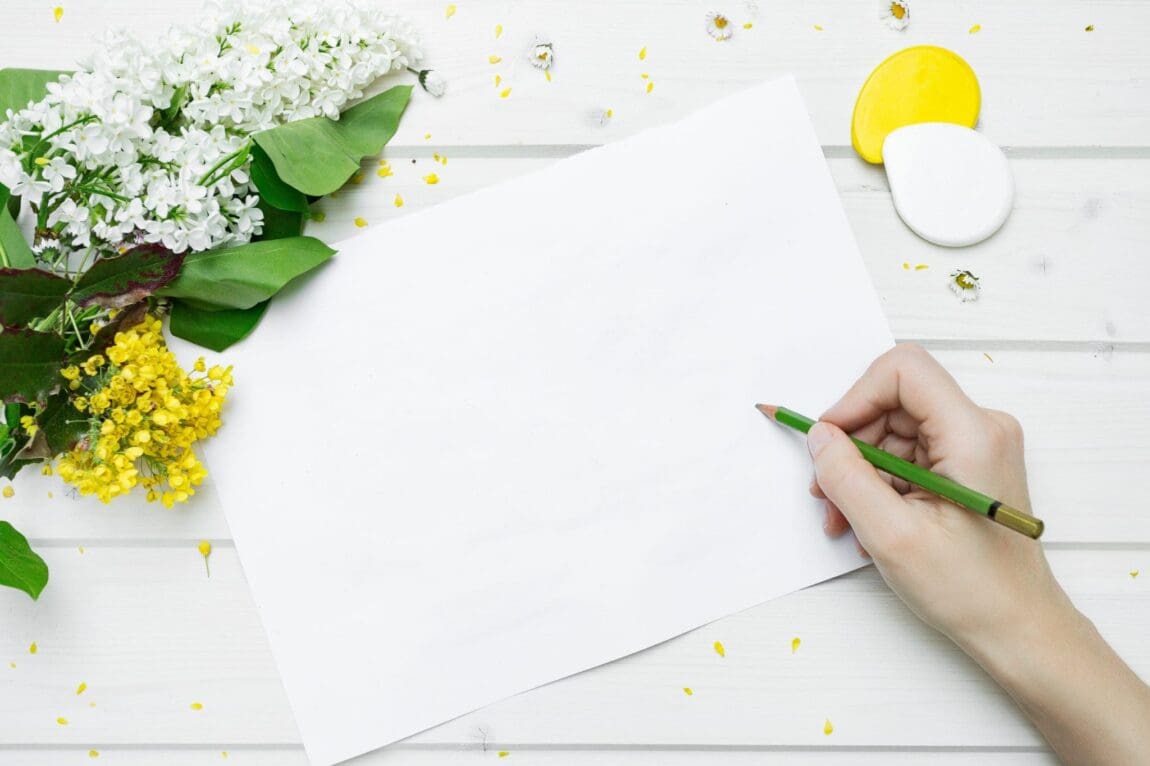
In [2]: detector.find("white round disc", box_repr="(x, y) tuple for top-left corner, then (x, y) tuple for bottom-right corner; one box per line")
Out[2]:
(882, 122), (1014, 248)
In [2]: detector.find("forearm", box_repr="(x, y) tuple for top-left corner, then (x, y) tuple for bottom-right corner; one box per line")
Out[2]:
(965, 599), (1150, 765)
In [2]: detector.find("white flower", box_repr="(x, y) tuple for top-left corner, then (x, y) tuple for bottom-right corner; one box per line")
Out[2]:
(706, 12), (733, 40)
(529, 43), (554, 70)
(880, 0), (910, 31)
(948, 270), (981, 302)
(41, 157), (77, 193)
(416, 69), (446, 97)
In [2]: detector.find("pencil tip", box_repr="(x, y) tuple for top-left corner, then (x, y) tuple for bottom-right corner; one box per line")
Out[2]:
(755, 403), (778, 421)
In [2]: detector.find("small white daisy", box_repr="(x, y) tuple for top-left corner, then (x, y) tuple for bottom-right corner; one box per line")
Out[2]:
(706, 12), (734, 40)
(529, 42), (554, 70)
(948, 270), (981, 302)
(880, 0), (910, 31)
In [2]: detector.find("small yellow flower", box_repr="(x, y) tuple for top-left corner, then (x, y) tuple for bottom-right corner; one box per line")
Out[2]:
(199, 540), (212, 577)
(19, 415), (38, 436)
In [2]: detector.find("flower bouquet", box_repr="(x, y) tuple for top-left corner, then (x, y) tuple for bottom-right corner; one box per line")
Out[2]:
(0, 0), (437, 599)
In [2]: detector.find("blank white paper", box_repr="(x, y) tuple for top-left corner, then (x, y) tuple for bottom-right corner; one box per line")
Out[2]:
(205, 75), (894, 765)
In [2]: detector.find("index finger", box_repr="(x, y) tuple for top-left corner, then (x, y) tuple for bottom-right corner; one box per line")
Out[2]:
(820, 344), (981, 434)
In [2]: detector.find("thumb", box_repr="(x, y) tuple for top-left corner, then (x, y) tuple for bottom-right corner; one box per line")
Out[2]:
(807, 421), (907, 549)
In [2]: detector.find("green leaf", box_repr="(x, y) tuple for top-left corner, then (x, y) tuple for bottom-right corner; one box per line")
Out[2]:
(0, 268), (70, 327)
(0, 68), (68, 116)
(156, 236), (335, 310)
(0, 329), (66, 404)
(169, 299), (269, 352)
(70, 244), (184, 308)
(0, 202), (34, 269)
(250, 144), (309, 212)
(0, 521), (50, 600)
(255, 198), (305, 242)
(37, 391), (87, 455)
(253, 85), (411, 196)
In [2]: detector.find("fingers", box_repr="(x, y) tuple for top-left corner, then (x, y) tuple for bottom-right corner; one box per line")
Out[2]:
(820, 344), (982, 435)
(823, 499), (850, 537)
(807, 421), (909, 552)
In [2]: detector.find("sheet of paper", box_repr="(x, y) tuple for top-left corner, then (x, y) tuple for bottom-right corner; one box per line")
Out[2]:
(205, 75), (894, 765)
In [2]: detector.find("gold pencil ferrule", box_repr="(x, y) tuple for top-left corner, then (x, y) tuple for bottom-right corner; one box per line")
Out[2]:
(990, 503), (1045, 539)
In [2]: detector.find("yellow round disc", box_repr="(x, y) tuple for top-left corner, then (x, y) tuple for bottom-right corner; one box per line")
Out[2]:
(851, 46), (981, 164)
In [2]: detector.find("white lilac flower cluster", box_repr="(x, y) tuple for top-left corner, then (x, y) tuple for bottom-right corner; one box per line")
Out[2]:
(0, 0), (422, 259)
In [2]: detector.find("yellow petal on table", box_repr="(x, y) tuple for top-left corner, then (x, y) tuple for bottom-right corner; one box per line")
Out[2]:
(638, 46), (647, 60)
(495, 24), (503, 38)
(29, 642), (37, 654)
(494, 74), (502, 87)
(57, 717), (68, 725)
(489, 55), (502, 64)
(791, 636), (801, 653)
(354, 217), (368, 228)
(646, 82), (654, 93)
(545, 70), (552, 82)
(53, 6), (63, 22)
(824, 718), (834, 735)
(498, 754), (509, 759)
(1132, 570), (1140, 578)
(500, 87), (512, 98)
(424, 133), (432, 140)
(2, 485), (13, 498)
(1085, 24), (1095, 32)
(89, 751), (99, 758)
(394, 194), (404, 208)
(190, 702), (204, 711)
(713, 641), (725, 657)
(445, 4), (456, 18)
(814, 24), (824, 31)
(851, 45), (981, 164)
(969, 23), (982, 33)
(743, 22), (753, 29)
(682, 687), (694, 696)
(423, 173), (439, 185)
(76, 681), (87, 695)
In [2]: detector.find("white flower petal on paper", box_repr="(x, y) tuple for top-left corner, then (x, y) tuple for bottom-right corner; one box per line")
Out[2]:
(948, 270), (981, 302)
(529, 42), (554, 70)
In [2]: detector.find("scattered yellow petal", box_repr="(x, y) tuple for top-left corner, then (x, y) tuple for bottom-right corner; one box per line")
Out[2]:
(498, 754), (509, 760)
(902, 262), (910, 270)
(713, 641), (725, 657)
(445, 4), (456, 18)
(1132, 570), (1140, 578)
(824, 718), (834, 735)
(744, 22), (753, 29)
(606, 108), (613, 118)
(77, 545), (83, 554)
(3, 485), (13, 498)
(500, 87), (512, 98)
(646, 82), (654, 94)
(48, 491), (54, 499)
(89, 702), (96, 707)
(641, 73), (649, 79)
(639, 46), (647, 60)
(222, 753), (228, 759)
(682, 686), (693, 696)
(190, 702), (204, 711)
(813, 24), (824, 31)
(1085, 24), (1095, 32)
(495, 24), (503, 38)
(545, 70), (552, 82)
(791, 637), (801, 653)
(377, 165), (393, 178)
(9, 662), (15, 669)
(89, 751), (99, 758)
(394, 194), (404, 208)
(914, 264), (929, 270)
(76, 682), (87, 695)
(983, 352), (995, 363)
(354, 217), (368, 228)
(489, 55), (502, 64)
(245, 44), (261, 55)
(423, 173), (439, 185)
(53, 6), (63, 22)
(494, 74), (502, 87)
(57, 717), (68, 726)
(424, 133), (432, 140)
(969, 24), (982, 34)
(29, 642), (37, 655)
(438, 155), (448, 166)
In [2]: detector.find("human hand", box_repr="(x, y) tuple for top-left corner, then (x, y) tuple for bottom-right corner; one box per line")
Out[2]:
(805, 343), (1074, 658)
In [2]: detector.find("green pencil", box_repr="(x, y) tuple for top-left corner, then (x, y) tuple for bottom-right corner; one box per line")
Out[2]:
(756, 404), (1044, 539)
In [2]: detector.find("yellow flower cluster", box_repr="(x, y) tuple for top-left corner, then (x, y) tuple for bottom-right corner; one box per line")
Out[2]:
(55, 314), (232, 507)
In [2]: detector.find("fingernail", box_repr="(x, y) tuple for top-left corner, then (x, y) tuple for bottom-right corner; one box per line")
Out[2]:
(807, 421), (834, 456)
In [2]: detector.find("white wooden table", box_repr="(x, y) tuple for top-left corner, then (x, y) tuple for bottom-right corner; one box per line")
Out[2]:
(3, 1), (1149, 763)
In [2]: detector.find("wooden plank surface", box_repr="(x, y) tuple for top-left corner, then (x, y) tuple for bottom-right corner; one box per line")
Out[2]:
(6, 349), (1150, 543)
(2, 1), (1148, 148)
(0, 548), (1145, 748)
